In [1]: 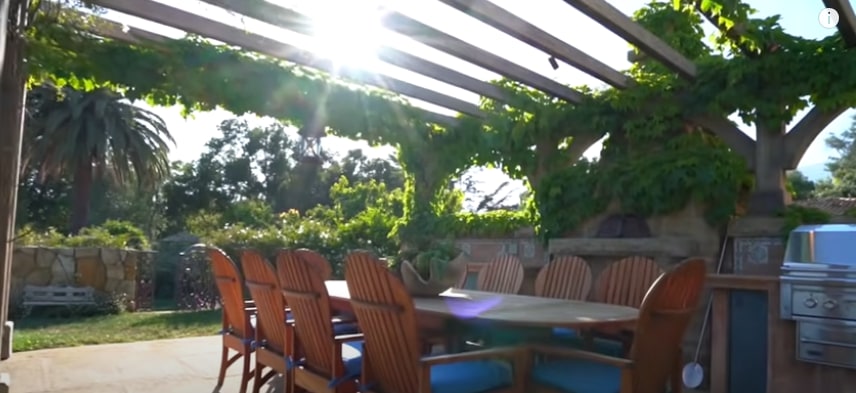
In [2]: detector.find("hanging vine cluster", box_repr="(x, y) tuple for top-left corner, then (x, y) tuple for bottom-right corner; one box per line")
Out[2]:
(24, 0), (856, 243)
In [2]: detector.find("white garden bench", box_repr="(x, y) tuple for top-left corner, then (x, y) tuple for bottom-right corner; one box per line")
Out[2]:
(22, 285), (96, 307)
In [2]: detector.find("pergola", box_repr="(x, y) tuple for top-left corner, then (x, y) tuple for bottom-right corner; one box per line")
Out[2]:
(1, 0), (855, 360)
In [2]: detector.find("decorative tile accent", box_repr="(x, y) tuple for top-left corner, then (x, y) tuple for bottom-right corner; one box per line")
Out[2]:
(733, 237), (784, 273)
(521, 241), (536, 258)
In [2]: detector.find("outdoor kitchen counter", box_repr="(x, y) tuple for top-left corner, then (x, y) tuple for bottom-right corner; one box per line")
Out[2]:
(708, 274), (856, 393)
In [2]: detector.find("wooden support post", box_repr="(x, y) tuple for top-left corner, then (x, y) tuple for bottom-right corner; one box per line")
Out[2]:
(0, 0), (26, 364)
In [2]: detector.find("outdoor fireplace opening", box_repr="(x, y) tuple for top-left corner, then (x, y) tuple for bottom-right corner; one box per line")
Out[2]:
(595, 214), (651, 238)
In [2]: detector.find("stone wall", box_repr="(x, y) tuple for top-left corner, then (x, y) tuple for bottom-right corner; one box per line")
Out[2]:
(10, 247), (156, 310)
(455, 228), (547, 268)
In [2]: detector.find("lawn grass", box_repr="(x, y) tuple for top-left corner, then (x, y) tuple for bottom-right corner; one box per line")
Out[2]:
(13, 309), (222, 352)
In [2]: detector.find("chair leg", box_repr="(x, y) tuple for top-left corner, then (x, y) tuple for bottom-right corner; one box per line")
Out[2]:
(670, 348), (683, 393)
(216, 345), (229, 388)
(252, 363), (264, 393)
(239, 353), (252, 393)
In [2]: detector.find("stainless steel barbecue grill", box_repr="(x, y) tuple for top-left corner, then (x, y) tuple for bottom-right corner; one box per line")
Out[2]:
(780, 224), (856, 370)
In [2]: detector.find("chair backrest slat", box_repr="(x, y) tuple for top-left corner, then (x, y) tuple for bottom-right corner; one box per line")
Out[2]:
(628, 258), (707, 393)
(241, 250), (288, 353)
(295, 248), (334, 280)
(206, 247), (249, 337)
(594, 256), (664, 307)
(345, 251), (420, 393)
(535, 255), (593, 300)
(476, 254), (524, 294)
(276, 249), (339, 376)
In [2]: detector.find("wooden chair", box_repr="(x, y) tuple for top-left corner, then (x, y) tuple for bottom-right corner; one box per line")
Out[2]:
(535, 255), (593, 300)
(528, 257), (707, 393)
(276, 249), (363, 393)
(240, 249), (293, 393)
(344, 250), (528, 393)
(476, 255), (525, 294)
(206, 247), (256, 393)
(589, 256), (665, 354)
(535, 256), (593, 345)
(594, 256), (664, 308)
(295, 248), (333, 280)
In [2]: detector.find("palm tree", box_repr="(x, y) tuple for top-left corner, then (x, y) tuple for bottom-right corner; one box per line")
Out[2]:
(23, 83), (174, 234)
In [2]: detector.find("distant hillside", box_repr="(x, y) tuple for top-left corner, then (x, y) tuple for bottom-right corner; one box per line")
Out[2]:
(797, 162), (829, 181)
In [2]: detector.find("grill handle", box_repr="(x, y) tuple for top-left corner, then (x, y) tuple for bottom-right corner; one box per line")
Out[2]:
(800, 338), (856, 349)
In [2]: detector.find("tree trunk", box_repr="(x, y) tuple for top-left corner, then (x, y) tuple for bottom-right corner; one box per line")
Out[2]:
(747, 120), (790, 215)
(0, 0), (28, 361)
(69, 160), (94, 234)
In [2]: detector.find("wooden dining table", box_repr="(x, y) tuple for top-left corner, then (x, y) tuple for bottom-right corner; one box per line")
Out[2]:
(325, 280), (638, 334)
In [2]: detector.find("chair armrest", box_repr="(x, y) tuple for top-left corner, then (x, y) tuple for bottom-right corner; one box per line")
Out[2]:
(334, 333), (364, 343)
(420, 346), (523, 366)
(528, 345), (633, 369)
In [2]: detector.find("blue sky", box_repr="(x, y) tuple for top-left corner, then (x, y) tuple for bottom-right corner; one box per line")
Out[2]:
(104, 0), (851, 190)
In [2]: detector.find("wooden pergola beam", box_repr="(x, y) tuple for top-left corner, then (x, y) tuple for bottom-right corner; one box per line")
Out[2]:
(823, 0), (856, 46)
(86, 0), (476, 124)
(783, 106), (848, 169)
(200, 0), (509, 103)
(562, 0), (697, 80)
(89, 20), (460, 127)
(686, 113), (756, 168)
(380, 12), (586, 103)
(436, 0), (633, 89)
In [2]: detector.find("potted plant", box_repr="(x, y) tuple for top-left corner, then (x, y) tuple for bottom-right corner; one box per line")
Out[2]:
(397, 240), (467, 297)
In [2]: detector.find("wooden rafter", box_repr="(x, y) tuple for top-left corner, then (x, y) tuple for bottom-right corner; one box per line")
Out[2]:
(823, 0), (856, 46)
(562, 0), (697, 80)
(436, 0), (632, 89)
(380, 12), (586, 103)
(200, 0), (509, 103)
(85, 0), (479, 123)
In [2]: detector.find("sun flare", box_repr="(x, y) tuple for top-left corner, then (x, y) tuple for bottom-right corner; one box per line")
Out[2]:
(309, 1), (387, 68)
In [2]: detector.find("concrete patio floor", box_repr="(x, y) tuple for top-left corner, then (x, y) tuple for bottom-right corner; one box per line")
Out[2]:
(0, 336), (284, 393)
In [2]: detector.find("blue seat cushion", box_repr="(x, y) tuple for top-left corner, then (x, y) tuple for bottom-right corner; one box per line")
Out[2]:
(341, 340), (364, 377)
(553, 327), (580, 340)
(551, 329), (624, 358)
(333, 322), (360, 335)
(532, 359), (621, 393)
(430, 360), (511, 393)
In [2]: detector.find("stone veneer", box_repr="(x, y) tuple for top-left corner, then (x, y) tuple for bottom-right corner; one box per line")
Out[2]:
(9, 246), (156, 309)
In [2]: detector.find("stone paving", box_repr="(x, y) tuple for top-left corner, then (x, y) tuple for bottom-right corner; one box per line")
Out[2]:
(0, 336), (283, 393)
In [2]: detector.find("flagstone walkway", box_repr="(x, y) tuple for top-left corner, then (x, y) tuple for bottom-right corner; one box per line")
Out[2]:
(0, 336), (283, 393)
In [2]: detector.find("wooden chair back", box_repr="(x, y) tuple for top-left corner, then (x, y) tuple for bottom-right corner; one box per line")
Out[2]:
(276, 249), (341, 377)
(627, 258), (707, 393)
(240, 249), (289, 354)
(476, 254), (524, 294)
(295, 248), (333, 280)
(206, 247), (251, 338)
(534, 255), (593, 300)
(594, 256), (664, 307)
(344, 250), (421, 393)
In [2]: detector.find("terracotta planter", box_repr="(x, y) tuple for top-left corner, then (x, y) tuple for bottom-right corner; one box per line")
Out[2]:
(399, 254), (467, 297)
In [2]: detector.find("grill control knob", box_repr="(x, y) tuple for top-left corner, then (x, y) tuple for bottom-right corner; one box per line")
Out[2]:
(804, 298), (818, 308)
(824, 300), (838, 310)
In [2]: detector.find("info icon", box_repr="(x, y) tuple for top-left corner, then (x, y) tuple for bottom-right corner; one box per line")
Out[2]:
(820, 7), (840, 29)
